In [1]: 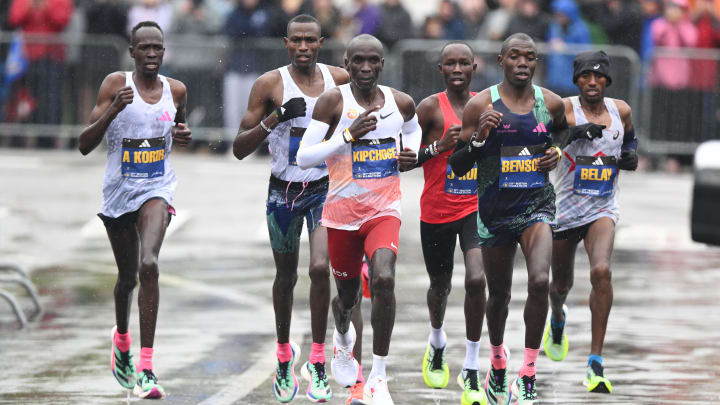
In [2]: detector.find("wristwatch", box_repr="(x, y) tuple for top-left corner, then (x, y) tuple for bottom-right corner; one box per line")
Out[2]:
(468, 131), (486, 151)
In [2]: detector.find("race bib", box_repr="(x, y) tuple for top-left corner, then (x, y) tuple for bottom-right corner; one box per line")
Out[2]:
(499, 144), (545, 189)
(121, 137), (165, 178)
(288, 127), (326, 169)
(445, 163), (477, 195)
(573, 156), (617, 197)
(351, 137), (398, 179)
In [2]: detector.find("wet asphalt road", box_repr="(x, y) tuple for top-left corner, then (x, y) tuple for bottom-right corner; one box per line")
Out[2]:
(0, 150), (719, 405)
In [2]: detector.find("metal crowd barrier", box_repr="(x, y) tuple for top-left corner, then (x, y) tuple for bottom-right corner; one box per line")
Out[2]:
(1, 32), (716, 154)
(0, 261), (43, 328)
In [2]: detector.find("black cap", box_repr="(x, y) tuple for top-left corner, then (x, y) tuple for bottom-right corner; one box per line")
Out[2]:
(573, 50), (612, 86)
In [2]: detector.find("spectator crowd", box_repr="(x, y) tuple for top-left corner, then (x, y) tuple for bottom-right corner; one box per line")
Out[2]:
(0, 0), (719, 161)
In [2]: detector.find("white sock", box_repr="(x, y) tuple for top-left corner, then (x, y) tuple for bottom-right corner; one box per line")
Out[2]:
(335, 325), (354, 347)
(429, 322), (446, 348)
(463, 338), (481, 370)
(368, 354), (387, 380)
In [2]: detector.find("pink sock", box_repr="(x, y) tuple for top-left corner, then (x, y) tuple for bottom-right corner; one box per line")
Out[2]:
(519, 348), (540, 377)
(357, 364), (365, 384)
(114, 330), (131, 352)
(276, 342), (292, 363)
(139, 347), (154, 371)
(309, 342), (325, 364)
(490, 343), (507, 369)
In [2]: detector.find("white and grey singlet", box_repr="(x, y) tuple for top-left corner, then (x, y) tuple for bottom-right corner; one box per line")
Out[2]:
(101, 72), (177, 218)
(551, 96), (625, 232)
(267, 63), (335, 182)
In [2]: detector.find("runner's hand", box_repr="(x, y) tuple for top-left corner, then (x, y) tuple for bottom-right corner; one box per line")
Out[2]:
(437, 125), (460, 153)
(478, 104), (502, 141)
(275, 97), (306, 122)
(110, 86), (133, 116)
(172, 123), (192, 147)
(618, 149), (638, 170)
(569, 122), (605, 143)
(537, 148), (559, 172)
(347, 105), (380, 140)
(398, 147), (417, 172)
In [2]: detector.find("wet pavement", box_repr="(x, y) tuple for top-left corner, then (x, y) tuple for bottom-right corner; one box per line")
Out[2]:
(1, 149), (719, 404)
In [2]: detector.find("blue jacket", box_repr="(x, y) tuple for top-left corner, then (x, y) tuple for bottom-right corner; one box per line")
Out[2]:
(546, 0), (591, 93)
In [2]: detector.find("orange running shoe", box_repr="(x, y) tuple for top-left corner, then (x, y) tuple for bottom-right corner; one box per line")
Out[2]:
(345, 380), (367, 405)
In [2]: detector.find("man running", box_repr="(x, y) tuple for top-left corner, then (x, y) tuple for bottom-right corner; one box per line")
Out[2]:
(296, 34), (421, 405)
(414, 42), (488, 405)
(543, 50), (638, 394)
(78, 21), (192, 400)
(449, 33), (567, 405)
(231, 14), (349, 403)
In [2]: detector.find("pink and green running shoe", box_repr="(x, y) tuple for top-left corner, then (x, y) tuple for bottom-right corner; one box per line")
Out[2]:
(110, 326), (137, 390)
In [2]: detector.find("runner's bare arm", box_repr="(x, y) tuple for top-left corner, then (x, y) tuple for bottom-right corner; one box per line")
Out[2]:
(413, 95), (440, 168)
(538, 89), (566, 172)
(78, 72), (131, 155)
(616, 99), (638, 170)
(168, 78), (191, 147)
(393, 89), (421, 171)
(296, 88), (345, 168)
(232, 72), (282, 160)
(449, 91), (492, 177)
(562, 97), (576, 127)
(328, 65), (350, 86)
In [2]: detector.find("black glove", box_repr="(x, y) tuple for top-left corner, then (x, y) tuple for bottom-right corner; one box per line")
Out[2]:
(618, 149), (638, 170)
(569, 123), (605, 143)
(275, 97), (306, 122)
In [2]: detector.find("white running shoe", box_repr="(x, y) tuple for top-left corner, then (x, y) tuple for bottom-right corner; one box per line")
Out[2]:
(332, 325), (359, 387)
(363, 375), (394, 405)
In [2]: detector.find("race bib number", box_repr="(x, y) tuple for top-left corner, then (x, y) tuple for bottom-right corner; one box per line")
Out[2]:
(351, 137), (398, 179)
(445, 163), (477, 195)
(121, 137), (165, 178)
(288, 127), (326, 169)
(573, 156), (617, 197)
(499, 144), (545, 189)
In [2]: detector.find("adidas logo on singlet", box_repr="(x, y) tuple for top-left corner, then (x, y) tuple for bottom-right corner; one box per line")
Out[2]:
(139, 140), (152, 148)
(518, 147), (531, 156)
(532, 122), (548, 133)
(592, 157), (605, 165)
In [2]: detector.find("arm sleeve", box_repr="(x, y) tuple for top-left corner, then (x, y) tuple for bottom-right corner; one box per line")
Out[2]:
(449, 140), (477, 177)
(296, 119), (344, 169)
(400, 114), (421, 152)
(415, 144), (434, 167)
(550, 115), (571, 149)
(622, 127), (638, 151)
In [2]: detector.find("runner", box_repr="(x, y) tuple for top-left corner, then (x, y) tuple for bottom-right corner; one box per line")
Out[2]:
(544, 50), (638, 394)
(231, 14), (349, 403)
(414, 41), (488, 405)
(78, 21), (192, 400)
(449, 33), (567, 405)
(296, 34), (421, 405)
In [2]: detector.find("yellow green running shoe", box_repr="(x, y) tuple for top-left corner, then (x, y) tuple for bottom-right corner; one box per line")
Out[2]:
(422, 340), (449, 389)
(133, 369), (166, 399)
(542, 304), (568, 361)
(456, 369), (488, 405)
(301, 361), (333, 402)
(583, 360), (612, 393)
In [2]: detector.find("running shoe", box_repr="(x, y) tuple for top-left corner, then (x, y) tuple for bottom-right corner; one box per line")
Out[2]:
(583, 360), (612, 393)
(457, 369), (488, 405)
(332, 326), (359, 387)
(133, 369), (166, 399)
(110, 326), (137, 390)
(345, 380), (367, 405)
(512, 375), (538, 405)
(542, 304), (569, 361)
(485, 346), (511, 405)
(300, 361), (332, 402)
(273, 341), (301, 402)
(363, 375), (394, 405)
(422, 333), (449, 389)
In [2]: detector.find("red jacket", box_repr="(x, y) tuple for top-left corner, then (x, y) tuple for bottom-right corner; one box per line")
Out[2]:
(9, 0), (74, 61)
(691, 14), (720, 90)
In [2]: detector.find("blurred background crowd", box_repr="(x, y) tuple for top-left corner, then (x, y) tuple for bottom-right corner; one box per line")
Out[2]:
(0, 0), (718, 169)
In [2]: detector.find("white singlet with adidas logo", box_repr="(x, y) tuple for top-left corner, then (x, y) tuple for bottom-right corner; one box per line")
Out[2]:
(551, 96), (624, 232)
(101, 71), (177, 218)
(268, 63), (335, 182)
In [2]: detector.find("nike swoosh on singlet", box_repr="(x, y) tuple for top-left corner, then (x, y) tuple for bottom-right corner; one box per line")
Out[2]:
(379, 111), (394, 119)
